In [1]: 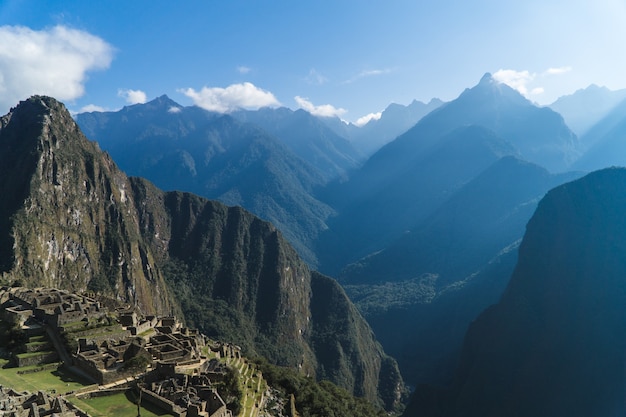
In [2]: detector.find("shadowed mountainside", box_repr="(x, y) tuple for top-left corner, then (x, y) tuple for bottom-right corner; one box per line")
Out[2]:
(405, 168), (626, 416)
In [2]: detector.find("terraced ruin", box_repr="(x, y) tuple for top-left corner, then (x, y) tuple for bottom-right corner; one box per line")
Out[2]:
(0, 286), (279, 417)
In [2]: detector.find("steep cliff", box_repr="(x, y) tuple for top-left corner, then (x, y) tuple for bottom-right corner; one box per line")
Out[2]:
(0, 96), (402, 409)
(407, 168), (626, 416)
(130, 178), (403, 409)
(0, 96), (173, 314)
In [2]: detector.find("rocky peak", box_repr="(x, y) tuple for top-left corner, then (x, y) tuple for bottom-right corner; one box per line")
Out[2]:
(0, 96), (172, 313)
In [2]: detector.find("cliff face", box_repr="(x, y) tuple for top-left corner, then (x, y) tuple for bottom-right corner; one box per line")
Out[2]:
(0, 96), (173, 314)
(130, 180), (403, 408)
(0, 96), (402, 409)
(407, 168), (626, 417)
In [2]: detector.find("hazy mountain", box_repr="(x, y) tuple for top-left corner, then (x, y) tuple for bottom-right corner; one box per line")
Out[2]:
(318, 125), (519, 275)
(342, 157), (582, 384)
(341, 157), (580, 286)
(317, 73), (579, 275)
(322, 99), (444, 156)
(406, 168), (626, 416)
(76, 96), (334, 266)
(571, 97), (626, 171)
(2, 96), (404, 409)
(231, 107), (363, 180)
(549, 84), (626, 137)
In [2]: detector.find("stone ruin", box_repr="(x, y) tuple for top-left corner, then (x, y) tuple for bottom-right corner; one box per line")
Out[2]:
(0, 385), (87, 417)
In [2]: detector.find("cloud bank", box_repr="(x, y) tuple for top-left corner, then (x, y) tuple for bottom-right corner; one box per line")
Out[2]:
(118, 88), (147, 104)
(355, 111), (382, 127)
(0, 25), (114, 112)
(493, 69), (535, 96)
(78, 104), (106, 113)
(180, 82), (280, 112)
(493, 67), (573, 100)
(294, 96), (346, 118)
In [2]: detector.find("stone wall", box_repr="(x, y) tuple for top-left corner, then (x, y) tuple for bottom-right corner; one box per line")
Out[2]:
(140, 387), (184, 417)
(15, 351), (59, 367)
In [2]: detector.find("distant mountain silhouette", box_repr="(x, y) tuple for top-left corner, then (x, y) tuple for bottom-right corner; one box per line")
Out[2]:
(342, 157), (582, 385)
(318, 125), (518, 275)
(76, 96), (336, 266)
(231, 107), (363, 180)
(317, 73), (580, 275)
(406, 168), (626, 416)
(572, 97), (626, 171)
(323, 99), (444, 156)
(549, 84), (626, 137)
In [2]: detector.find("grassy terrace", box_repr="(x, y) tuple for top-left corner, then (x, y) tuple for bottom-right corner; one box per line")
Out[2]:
(69, 392), (173, 417)
(0, 359), (87, 394)
(222, 351), (267, 417)
(0, 314), (269, 417)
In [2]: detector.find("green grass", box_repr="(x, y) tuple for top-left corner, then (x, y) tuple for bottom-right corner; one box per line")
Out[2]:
(15, 351), (53, 359)
(69, 392), (174, 417)
(28, 335), (46, 343)
(0, 359), (89, 393)
(25, 340), (48, 347)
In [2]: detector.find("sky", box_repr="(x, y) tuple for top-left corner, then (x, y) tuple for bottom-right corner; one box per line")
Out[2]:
(1, 0), (626, 124)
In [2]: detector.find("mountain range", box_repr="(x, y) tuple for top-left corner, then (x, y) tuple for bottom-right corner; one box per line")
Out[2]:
(65, 70), (626, 413)
(0, 96), (403, 410)
(77, 96), (338, 267)
(549, 83), (626, 137)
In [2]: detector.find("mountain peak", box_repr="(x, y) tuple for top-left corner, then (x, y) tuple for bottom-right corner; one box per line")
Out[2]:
(121, 94), (183, 113)
(479, 72), (494, 84)
(2, 95), (82, 150)
(7, 95), (69, 119)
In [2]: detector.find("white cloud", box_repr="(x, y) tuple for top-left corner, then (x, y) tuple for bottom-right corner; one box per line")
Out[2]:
(344, 68), (393, 84)
(354, 112), (382, 127)
(237, 66), (251, 74)
(294, 96), (347, 118)
(492, 69), (535, 96)
(493, 67), (573, 100)
(305, 68), (328, 85)
(545, 66), (572, 75)
(180, 82), (280, 112)
(118, 88), (147, 104)
(168, 106), (182, 113)
(0, 25), (114, 113)
(78, 104), (106, 113)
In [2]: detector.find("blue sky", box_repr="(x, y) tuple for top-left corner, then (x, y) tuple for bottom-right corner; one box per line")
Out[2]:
(1, 0), (626, 123)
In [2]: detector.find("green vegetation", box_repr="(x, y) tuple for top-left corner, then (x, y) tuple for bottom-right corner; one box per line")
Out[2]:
(69, 392), (173, 417)
(214, 365), (243, 416)
(0, 359), (88, 393)
(344, 274), (439, 316)
(121, 355), (150, 372)
(0, 322), (28, 351)
(254, 358), (388, 417)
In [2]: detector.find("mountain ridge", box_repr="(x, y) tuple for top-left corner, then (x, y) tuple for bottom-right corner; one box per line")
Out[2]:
(1, 95), (404, 410)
